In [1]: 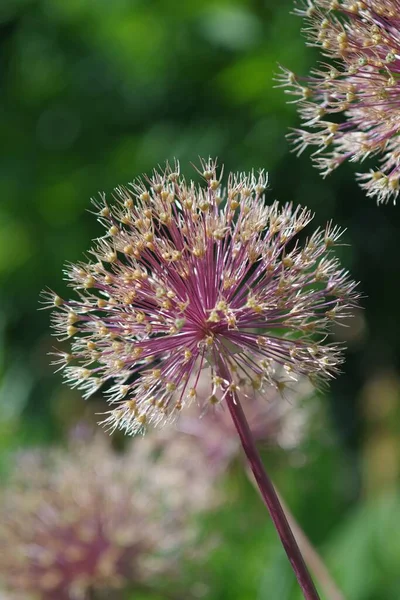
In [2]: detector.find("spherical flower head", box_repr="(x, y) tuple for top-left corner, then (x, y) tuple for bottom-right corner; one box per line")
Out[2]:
(0, 432), (215, 599)
(43, 158), (359, 436)
(277, 1), (400, 204)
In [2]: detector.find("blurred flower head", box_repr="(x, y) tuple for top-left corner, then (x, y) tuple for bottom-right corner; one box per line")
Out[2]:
(0, 432), (216, 599)
(43, 158), (359, 435)
(278, 0), (400, 204)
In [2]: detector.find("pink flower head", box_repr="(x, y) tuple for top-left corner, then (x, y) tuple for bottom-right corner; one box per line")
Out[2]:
(277, 0), (400, 204)
(0, 432), (215, 599)
(43, 158), (359, 435)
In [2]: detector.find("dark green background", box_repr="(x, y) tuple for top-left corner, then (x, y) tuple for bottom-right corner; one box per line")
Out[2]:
(1, 1), (400, 598)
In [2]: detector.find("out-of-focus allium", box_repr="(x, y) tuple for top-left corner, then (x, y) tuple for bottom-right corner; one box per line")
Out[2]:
(43, 158), (359, 436)
(178, 373), (313, 472)
(277, 0), (400, 204)
(0, 433), (215, 600)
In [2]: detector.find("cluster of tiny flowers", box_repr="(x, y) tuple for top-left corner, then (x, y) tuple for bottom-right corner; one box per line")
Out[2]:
(43, 158), (359, 436)
(178, 374), (313, 472)
(277, 0), (400, 204)
(0, 432), (215, 599)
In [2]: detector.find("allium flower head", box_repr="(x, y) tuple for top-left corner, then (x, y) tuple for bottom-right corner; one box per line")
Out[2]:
(278, 0), (400, 204)
(44, 158), (359, 436)
(0, 432), (215, 599)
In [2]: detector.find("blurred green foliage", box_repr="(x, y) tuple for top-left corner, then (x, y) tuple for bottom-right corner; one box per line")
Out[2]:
(1, 0), (400, 598)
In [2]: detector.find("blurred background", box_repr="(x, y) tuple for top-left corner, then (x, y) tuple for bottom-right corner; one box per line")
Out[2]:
(1, 0), (400, 598)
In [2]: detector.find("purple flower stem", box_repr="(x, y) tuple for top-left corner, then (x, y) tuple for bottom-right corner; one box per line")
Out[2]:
(224, 387), (320, 600)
